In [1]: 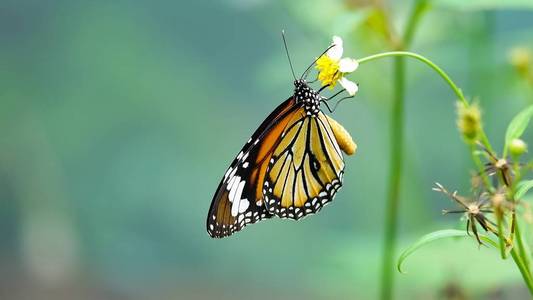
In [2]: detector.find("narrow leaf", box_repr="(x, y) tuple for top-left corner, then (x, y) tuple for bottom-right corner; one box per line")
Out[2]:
(504, 105), (533, 157)
(397, 229), (497, 273)
(435, 0), (533, 11)
(516, 180), (533, 200)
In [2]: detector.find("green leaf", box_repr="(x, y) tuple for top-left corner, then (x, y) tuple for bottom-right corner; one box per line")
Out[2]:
(504, 105), (533, 157)
(397, 229), (497, 274)
(516, 180), (533, 200)
(435, 0), (533, 11)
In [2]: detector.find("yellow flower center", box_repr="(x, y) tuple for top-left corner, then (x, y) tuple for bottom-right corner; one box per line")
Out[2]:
(315, 55), (342, 88)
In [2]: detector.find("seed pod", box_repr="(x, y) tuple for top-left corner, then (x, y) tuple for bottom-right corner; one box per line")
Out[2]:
(509, 138), (527, 157)
(456, 101), (481, 143)
(325, 115), (357, 155)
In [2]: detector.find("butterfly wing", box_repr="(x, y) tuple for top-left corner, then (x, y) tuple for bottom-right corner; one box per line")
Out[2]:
(207, 97), (305, 238)
(263, 111), (345, 220)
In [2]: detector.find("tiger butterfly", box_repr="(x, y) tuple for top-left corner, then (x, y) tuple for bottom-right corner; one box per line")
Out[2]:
(206, 35), (354, 238)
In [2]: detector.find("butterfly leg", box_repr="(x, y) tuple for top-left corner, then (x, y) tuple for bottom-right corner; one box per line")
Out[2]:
(321, 100), (334, 113)
(329, 95), (354, 113)
(318, 84), (331, 93)
(307, 75), (319, 84)
(323, 89), (346, 101)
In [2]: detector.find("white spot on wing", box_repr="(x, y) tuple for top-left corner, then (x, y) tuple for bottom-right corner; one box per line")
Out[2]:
(228, 176), (241, 202)
(242, 152), (249, 161)
(223, 167), (233, 180)
(226, 167), (238, 184)
(231, 181), (247, 216)
(238, 199), (249, 214)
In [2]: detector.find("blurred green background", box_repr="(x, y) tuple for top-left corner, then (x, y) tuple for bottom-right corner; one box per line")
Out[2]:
(1, 0), (533, 299)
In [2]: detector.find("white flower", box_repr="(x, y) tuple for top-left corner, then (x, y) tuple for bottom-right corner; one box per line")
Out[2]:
(316, 36), (359, 96)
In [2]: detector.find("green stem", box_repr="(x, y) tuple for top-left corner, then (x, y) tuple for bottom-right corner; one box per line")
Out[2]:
(380, 56), (405, 300)
(358, 51), (468, 106)
(496, 210), (507, 259)
(403, 0), (429, 46)
(479, 131), (495, 155)
(469, 144), (494, 192)
(358, 51), (495, 154)
(510, 163), (532, 275)
(378, 4), (428, 299)
(510, 247), (533, 295)
(515, 220), (532, 274)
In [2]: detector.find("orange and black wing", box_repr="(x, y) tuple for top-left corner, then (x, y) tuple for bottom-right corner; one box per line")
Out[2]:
(207, 97), (305, 238)
(263, 112), (345, 219)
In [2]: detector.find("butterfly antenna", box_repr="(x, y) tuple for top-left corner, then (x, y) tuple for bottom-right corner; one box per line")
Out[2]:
(281, 30), (297, 81)
(300, 44), (335, 80)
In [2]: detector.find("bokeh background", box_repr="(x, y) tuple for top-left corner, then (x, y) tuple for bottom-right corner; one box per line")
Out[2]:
(1, 0), (533, 299)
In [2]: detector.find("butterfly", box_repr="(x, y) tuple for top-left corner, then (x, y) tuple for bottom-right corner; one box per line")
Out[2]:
(206, 35), (357, 238)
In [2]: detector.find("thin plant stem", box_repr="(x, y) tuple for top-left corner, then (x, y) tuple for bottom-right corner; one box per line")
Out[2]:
(479, 131), (495, 154)
(496, 208), (507, 259)
(358, 51), (467, 105)
(358, 51), (495, 154)
(469, 144), (494, 192)
(509, 163), (532, 274)
(510, 247), (533, 295)
(515, 220), (532, 274)
(403, 0), (429, 46)
(380, 56), (404, 300)
(377, 3), (428, 298)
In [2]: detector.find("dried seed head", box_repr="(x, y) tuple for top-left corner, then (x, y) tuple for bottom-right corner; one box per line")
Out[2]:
(326, 115), (357, 155)
(495, 158), (508, 169)
(456, 102), (481, 143)
(509, 138), (528, 157)
(467, 204), (480, 214)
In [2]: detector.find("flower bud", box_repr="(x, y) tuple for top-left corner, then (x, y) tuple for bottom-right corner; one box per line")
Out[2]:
(509, 47), (531, 75)
(509, 138), (527, 157)
(456, 102), (481, 143)
(325, 115), (357, 155)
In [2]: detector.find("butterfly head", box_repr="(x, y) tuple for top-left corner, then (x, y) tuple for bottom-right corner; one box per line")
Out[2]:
(294, 79), (320, 115)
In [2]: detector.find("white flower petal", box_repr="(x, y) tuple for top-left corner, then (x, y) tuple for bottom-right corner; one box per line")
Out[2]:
(338, 58), (359, 73)
(332, 36), (343, 48)
(339, 77), (358, 96)
(327, 36), (343, 60)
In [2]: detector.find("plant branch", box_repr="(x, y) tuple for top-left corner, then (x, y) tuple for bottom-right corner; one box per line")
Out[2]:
(358, 51), (467, 106)
(380, 56), (405, 300)
(378, 2), (430, 300)
(358, 51), (496, 154)
(510, 247), (533, 295)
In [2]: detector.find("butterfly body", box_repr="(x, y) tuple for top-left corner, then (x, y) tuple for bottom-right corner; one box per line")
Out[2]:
(294, 79), (321, 116)
(207, 79), (345, 238)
